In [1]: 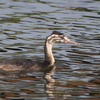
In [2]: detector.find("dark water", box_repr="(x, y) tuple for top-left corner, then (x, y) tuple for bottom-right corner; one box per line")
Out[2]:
(0, 0), (100, 100)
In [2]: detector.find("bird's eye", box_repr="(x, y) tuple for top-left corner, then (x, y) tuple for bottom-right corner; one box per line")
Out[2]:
(60, 36), (64, 39)
(53, 36), (56, 38)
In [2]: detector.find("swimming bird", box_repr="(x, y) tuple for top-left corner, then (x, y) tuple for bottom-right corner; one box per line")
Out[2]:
(0, 31), (79, 71)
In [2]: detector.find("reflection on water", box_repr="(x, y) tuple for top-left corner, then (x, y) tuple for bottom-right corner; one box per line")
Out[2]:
(0, 0), (100, 100)
(0, 64), (100, 100)
(0, 65), (56, 99)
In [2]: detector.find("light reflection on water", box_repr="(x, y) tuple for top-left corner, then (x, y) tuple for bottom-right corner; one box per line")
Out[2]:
(0, 0), (100, 100)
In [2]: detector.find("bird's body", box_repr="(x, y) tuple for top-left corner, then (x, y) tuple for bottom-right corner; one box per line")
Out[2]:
(0, 31), (79, 71)
(0, 59), (42, 71)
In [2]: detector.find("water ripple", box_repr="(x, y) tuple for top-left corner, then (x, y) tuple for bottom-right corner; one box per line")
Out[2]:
(0, 0), (100, 100)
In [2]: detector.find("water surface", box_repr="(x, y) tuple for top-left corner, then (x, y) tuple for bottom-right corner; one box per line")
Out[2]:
(0, 0), (100, 100)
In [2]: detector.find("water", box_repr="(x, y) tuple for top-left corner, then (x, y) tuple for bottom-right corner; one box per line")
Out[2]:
(0, 0), (100, 100)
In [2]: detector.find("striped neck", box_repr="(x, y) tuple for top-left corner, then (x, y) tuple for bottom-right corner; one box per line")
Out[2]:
(44, 40), (55, 67)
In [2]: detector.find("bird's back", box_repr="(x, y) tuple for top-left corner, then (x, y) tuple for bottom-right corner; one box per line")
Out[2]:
(0, 59), (42, 71)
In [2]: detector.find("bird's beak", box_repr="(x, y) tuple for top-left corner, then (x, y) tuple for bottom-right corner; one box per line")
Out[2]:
(67, 40), (80, 45)
(64, 37), (80, 45)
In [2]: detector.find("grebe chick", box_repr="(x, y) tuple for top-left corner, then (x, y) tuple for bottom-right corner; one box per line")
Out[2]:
(0, 31), (79, 71)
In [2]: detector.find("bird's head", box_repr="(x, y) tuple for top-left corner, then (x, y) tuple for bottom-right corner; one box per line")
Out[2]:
(47, 31), (80, 45)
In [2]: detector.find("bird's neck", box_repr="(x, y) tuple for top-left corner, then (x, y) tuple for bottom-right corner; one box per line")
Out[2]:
(44, 41), (55, 67)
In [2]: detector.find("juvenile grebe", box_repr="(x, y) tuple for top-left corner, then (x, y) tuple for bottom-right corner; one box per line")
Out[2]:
(0, 31), (79, 71)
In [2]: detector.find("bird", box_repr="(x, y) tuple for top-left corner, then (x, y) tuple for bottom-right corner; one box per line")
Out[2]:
(0, 31), (79, 71)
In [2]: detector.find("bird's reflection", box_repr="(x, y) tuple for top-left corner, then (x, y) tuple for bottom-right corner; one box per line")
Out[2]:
(43, 65), (56, 83)
(0, 66), (56, 99)
(43, 65), (56, 99)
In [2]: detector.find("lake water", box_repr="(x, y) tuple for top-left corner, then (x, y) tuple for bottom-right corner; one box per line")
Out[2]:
(0, 0), (100, 100)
